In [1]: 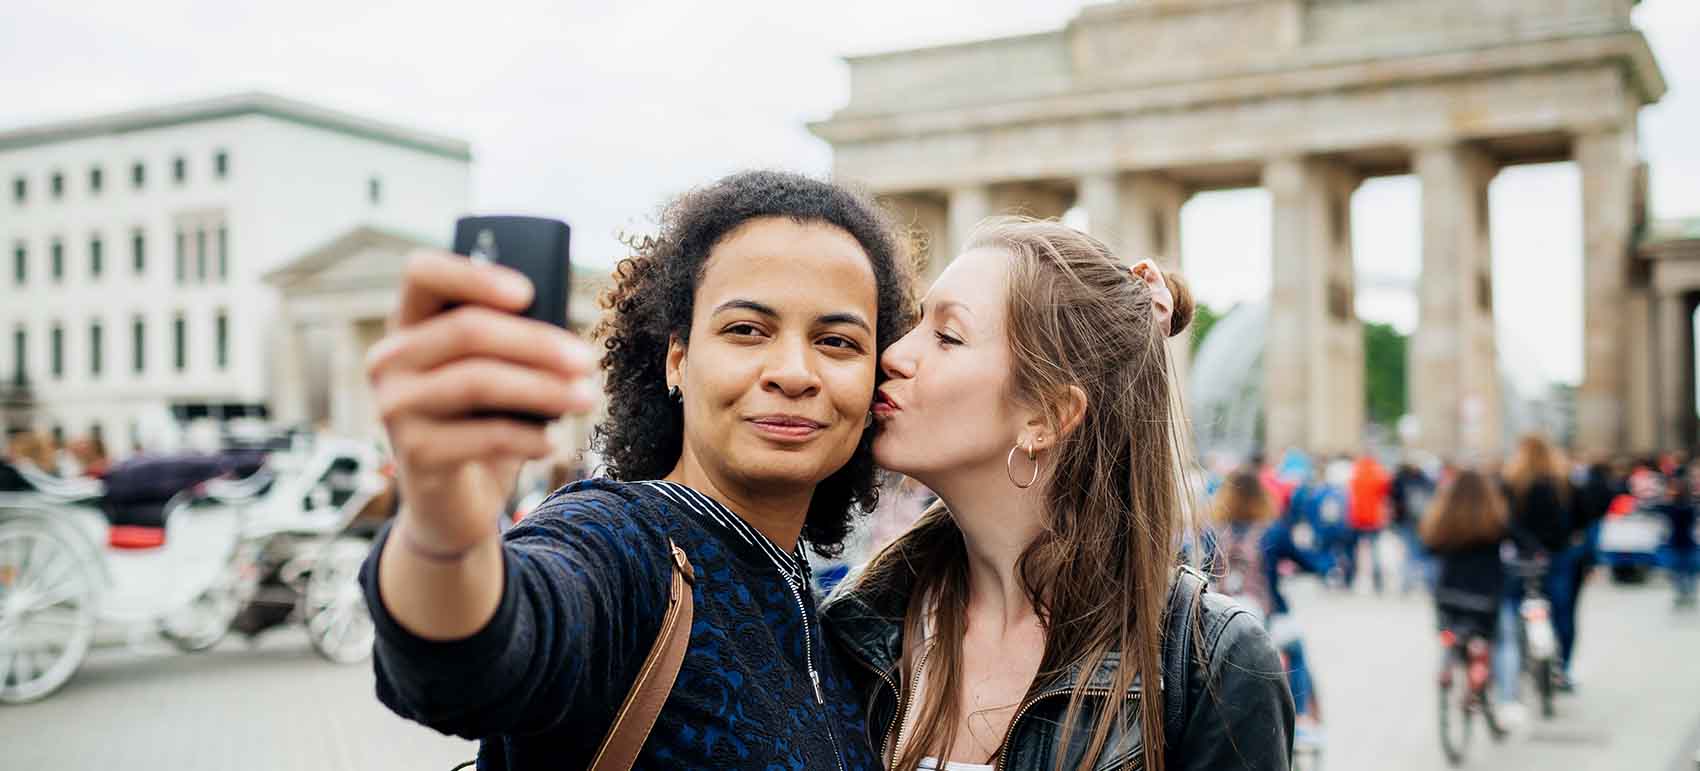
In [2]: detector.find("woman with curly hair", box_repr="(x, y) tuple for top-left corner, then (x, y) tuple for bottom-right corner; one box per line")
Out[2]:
(360, 169), (915, 770)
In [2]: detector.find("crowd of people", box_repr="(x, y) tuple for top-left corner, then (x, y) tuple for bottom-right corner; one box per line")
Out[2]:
(1203, 434), (1700, 735)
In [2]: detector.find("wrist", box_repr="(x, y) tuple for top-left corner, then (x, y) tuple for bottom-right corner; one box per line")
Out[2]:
(394, 517), (497, 564)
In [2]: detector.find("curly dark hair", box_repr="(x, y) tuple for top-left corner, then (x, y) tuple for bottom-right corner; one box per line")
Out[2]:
(592, 170), (917, 557)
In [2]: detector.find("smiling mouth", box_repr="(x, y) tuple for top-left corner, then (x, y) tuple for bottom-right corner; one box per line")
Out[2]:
(747, 416), (828, 441)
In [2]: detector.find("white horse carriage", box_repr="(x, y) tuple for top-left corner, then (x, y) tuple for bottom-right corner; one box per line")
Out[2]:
(0, 435), (389, 704)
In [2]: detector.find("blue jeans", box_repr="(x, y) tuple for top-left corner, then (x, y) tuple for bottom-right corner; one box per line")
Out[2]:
(1494, 592), (1521, 702)
(1673, 548), (1700, 601)
(1342, 528), (1385, 592)
(1284, 638), (1315, 717)
(1547, 545), (1585, 673)
(1396, 522), (1432, 592)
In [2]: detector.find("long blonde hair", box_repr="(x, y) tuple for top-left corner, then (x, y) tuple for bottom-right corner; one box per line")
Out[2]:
(849, 217), (1200, 771)
(1503, 434), (1568, 506)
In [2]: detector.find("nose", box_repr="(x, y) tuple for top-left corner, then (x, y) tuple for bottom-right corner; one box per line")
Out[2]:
(881, 327), (920, 380)
(763, 335), (821, 399)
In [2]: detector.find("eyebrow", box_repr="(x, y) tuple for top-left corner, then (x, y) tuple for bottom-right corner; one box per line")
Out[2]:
(933, 299), (976, 322)
(712, 299), (873, 334)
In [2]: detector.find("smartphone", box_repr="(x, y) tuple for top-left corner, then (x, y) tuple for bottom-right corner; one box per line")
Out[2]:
(451, 215), (571, 329)
(450, 215), (572, 423)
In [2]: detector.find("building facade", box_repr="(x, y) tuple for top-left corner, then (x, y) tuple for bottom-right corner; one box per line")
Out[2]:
(0, 92), (472, 454)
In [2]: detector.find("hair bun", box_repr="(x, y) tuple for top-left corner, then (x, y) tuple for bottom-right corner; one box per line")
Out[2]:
(1163, 269), (1195, 338)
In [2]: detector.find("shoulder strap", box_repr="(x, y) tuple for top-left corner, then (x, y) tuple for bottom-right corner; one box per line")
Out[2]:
(1161, 564), (1207, 758)
(588, 540), (696, 771)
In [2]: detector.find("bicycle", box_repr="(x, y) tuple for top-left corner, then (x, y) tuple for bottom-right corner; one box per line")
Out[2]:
(1509, 557), (1559, 719)
(1436, 621), (1508, 766)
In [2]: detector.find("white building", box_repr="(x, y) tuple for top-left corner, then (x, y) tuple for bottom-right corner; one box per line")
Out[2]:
(0, 92), (472, 455)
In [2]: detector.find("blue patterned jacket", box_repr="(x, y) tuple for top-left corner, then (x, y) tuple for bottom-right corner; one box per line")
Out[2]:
(360, 479), (877, 771)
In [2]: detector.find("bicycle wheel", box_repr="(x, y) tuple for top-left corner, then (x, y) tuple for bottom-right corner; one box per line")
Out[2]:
(1532, 657), (1555, 719)
(1438, 657), (1471, 766)
(1479, 686), (1508, 741)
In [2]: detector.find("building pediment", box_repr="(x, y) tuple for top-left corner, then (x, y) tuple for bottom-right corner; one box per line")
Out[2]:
(263, 225), (435, 296)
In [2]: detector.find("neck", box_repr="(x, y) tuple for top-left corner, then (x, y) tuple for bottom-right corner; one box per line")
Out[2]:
(928, 463), (1047, 631)
(665, 454), (813, 552)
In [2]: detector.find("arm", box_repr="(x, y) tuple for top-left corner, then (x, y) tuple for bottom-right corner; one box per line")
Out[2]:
(361, 490), (672, 738)
(1175, 608), (1296, 771)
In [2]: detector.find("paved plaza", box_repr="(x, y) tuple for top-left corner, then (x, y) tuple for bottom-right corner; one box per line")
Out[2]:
(5, 574), (1698, 770)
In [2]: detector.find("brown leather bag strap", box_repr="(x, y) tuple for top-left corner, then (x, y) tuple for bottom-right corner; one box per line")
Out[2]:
(588, 540), (695, 771)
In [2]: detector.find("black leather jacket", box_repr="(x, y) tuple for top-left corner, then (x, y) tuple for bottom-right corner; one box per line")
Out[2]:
(823, 567), (1294, 771)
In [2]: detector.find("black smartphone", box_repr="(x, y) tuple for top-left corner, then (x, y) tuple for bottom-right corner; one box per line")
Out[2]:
(450, 215), (572, 423)
(451, 215), (571, 329)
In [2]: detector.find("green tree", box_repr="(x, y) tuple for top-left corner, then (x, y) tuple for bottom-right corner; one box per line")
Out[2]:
(1364, 321), (1408, 427)
(1190, 303), (1221, 354)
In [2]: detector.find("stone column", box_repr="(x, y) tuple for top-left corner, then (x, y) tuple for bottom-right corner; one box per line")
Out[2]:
(1576, 128), (1639, 455)
(328, 319), (365, 439)
(1657, 291), (1696, 451)
(270, 313), (310, 428)
(1414, 143), (1501, 461)
(880, 192), (950, 280)
(947, 185), (991, 262)
(1626, 287), (1658, 453)
(1078, 170), (1193, 386)
(1263, 156), (1363, 458)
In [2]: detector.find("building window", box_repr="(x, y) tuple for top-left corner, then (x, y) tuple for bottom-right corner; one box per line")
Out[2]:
(50, 172), (64, 199)
(172, 156), (186, 185)
(214, 150), (228, 179)
(89, 166), (103, 195)
(195, 228), (207, 281)
(217, 225), (228, 281)
(11, 327), (24, 383)
(50, 324), (63, 379)
(90, 234), (103, 278)
(50, 238), (63, 281)
(132, 229), (145, 274)
(215, 311), (229, 370)
(90, 321), (103, 378)
(132, 317), (145, 374)
(173, 314), (186, 372)
(174, 229), (186, 283)
(368, 177), (381, 205)
(12, 176), (25, 204)
(11, 242), (23, 285)
(132, 161), (145, 190)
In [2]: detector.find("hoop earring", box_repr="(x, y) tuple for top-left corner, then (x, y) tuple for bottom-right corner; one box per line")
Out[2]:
(1006, 442), (1039, 489)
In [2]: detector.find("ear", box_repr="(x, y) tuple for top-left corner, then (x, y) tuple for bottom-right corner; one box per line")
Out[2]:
(665, 333), (687, 391)
(1022, 384), (1088, 452)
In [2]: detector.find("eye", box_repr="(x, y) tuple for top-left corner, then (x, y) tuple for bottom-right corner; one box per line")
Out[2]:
(819, 335), (862, 351)
(934, 331), (962, 347)
(724, 322), (766, 338)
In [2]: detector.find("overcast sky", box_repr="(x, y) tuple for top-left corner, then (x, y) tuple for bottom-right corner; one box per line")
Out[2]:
(3, 0), (1695, 393)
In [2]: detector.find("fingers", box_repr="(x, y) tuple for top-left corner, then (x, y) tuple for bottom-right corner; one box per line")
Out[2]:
(367, 305), (597, 382)
(387, 417), (554, 474)
(376, 358), (599, 422)
(395, 250), (535, 326)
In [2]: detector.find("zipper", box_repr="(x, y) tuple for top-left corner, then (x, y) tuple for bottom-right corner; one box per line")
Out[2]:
(993, 686), (1140, 771)
(883, 642), (934, 765)
(782, 577), (845, 771)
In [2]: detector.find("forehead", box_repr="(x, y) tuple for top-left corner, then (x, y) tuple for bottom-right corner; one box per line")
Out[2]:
(926, 246), (1010, 320)
(696, 217), (878, 313)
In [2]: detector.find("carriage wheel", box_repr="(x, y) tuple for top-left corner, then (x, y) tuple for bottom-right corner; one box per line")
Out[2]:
(0, 521), (99, 704)
(304, 536), (375, 664)
(157, 557), (244, 653)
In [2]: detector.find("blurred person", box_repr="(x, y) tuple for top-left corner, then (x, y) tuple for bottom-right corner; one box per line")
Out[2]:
(1648, 466), (1699, 609)
(828, 218), (1292, 771)
(1497, 434), (1574, 698)
(1390, 459), (1436, 593)
(1207, 468), (1333, 741)
(66, 434), (110, 479)
(1344, 452), (1392, 593)
(360, 170), (916, 770)
(1420, 469), (1510, 697)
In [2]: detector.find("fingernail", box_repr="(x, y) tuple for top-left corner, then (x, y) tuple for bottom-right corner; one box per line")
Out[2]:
(498, 270), (533, 302)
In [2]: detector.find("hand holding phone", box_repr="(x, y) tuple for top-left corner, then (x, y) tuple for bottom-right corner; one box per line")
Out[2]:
(364, 215), (596, 558)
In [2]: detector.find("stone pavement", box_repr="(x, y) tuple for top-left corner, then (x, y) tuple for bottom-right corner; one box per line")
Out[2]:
(4, 572), (1697, 770)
